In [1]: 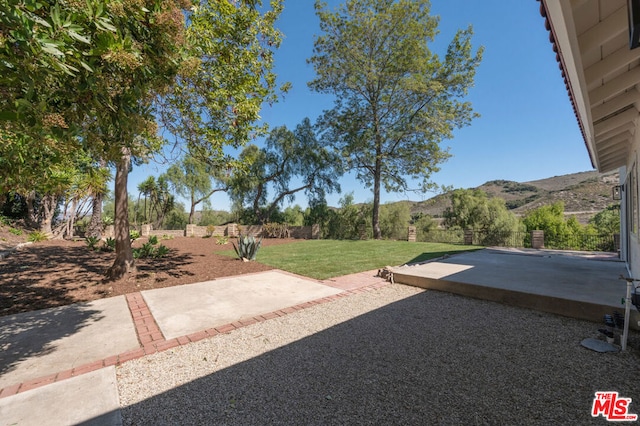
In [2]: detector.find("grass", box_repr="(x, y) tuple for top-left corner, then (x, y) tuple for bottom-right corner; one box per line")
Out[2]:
(222, 239), (481, 280)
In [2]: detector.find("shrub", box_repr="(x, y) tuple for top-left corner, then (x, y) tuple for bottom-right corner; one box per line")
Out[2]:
(9, 227), (22, 236)
(85, 236), (100, 251)
(129, 230), (141, 241)
(27, 231), (47, 242)
(232, 235), (262, 261)
(102, 237), (116, 252)
(206, 224), (216, 237)
(262, 222), (290, 238)
(132, 237), (169, 259)
(216, 236), (229, 245)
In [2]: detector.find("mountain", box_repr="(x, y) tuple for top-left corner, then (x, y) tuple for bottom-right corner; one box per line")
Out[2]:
(409, 170), (619, 223)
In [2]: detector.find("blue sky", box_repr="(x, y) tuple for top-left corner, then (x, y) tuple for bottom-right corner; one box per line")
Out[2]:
(129, 0), (594, 211)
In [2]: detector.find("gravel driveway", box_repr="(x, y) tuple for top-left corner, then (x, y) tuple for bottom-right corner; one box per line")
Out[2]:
(117, 284), (640, 425)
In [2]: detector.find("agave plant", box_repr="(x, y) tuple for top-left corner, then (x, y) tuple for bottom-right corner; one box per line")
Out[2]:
(232, 235), (262, 262)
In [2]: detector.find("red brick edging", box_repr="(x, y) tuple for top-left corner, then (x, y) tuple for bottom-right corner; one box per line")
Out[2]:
(0, 279), (389, 399)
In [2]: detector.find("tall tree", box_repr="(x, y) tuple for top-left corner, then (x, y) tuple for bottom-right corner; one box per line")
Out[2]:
(165, 155), (229, 224)
(309, 0), (483, 239)
(229, 118), (342, 224)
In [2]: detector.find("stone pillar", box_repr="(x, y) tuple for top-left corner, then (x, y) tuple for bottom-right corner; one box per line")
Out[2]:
(104, 225), (114, 239)
(227, 223), (238, 238)
(463, 230), (474, 245)
(408, 226), (417, 242)
(141, 224), (152, 237)
(312, 224), (320, 239)
(531, 230), (545, 249)
(185, 224), (196, 237)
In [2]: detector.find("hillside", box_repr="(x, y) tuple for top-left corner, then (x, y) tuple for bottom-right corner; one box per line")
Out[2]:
(409, 170), (619, 223)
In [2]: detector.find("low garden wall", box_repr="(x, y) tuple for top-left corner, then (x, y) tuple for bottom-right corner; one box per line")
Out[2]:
(103, 223), (321, 240)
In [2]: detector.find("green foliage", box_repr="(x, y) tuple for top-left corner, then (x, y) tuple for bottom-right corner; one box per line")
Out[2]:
(443, 189), (523, 245)
(198, 209), (233, 227)
(379, 202), (411, 240)
(103, 237), (116, 252)
(589, 205), (620, 235)
(216, 236), (229, 245)
(133, 238), (169, 259)
(129, 230), (141, 241)
(309, 0), (483, 238)
(159, 0), (287, 174)
(324, 194), (371, 240)
(232, 235), (263, 261)
(27, 231), (48, 242)
(148, 235), (159, 245)
(85, 236), (100, 251)
(282, 205), (305, 227)
(412, 213), (437, 242)
(8, 228), (22, 236)
(162, 206), (188, 231)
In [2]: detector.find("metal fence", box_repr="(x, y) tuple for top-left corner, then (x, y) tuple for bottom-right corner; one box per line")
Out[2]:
(420, 229), (617, 252)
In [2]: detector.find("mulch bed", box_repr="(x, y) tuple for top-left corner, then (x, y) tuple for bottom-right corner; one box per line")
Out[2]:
(0, 237), (296, 317)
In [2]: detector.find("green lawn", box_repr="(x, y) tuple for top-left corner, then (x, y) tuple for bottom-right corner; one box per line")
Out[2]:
(221, 239), (481, 280)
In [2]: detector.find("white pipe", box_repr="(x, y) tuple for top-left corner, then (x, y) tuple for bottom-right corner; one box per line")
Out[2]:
(622, 280), (632, 351)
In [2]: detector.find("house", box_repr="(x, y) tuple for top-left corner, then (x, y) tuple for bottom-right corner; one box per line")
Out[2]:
(539, 0), (640, 273)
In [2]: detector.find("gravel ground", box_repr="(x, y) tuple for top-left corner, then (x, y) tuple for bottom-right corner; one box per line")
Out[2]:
(117, 284), (640, 425)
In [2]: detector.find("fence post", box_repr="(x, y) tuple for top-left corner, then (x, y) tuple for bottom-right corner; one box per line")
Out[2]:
(226, 223), (238, 238)
(408, 226), (417, 242)
(531, 230), (544, 249)
(312, 224), (320, 239)
(358, 224), (367, 240)
(463, 230), (474, 245)
(614, 233), (620, 256)
(141, 224), (152, 237)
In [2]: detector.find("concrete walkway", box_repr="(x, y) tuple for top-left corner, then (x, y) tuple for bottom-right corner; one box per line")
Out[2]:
(0, 269), (388, 425)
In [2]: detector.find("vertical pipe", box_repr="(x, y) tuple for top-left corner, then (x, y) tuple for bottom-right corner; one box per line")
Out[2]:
(622, 281), (632, 351)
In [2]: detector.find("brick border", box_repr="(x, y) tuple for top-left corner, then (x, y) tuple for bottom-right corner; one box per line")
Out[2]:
(0, 279), (390, 399)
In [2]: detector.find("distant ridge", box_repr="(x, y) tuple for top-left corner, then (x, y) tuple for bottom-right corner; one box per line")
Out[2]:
(407, 170), (619, 223)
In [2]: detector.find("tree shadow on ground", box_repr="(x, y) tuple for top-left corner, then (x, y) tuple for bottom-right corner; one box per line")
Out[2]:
(0, 245), (196, 316)
(403, 248), (483, 265)
(115, 290), (640, 425)
(0, 303), (102, 377)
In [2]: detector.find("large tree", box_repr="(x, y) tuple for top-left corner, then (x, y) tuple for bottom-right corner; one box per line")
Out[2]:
(229, 118), (342, 224)
(308, 0), (483, 239)
(1, 0), (287, 280)
(165, 155), (229, 225)
(443, 189), (523, 246)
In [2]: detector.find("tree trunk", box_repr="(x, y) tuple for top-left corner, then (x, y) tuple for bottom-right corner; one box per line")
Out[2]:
(39, 194), (57, 237)
(25, 191), (39, 228)
(372, 115), (383, 240)
(189, 194), (196, 225)
(106, 150), (135, 280)
(86, 192), (104, 238)
(372, 163), (382, 239)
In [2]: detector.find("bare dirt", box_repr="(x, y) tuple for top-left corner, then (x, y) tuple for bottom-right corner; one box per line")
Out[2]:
(0, 232), (296, 318)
